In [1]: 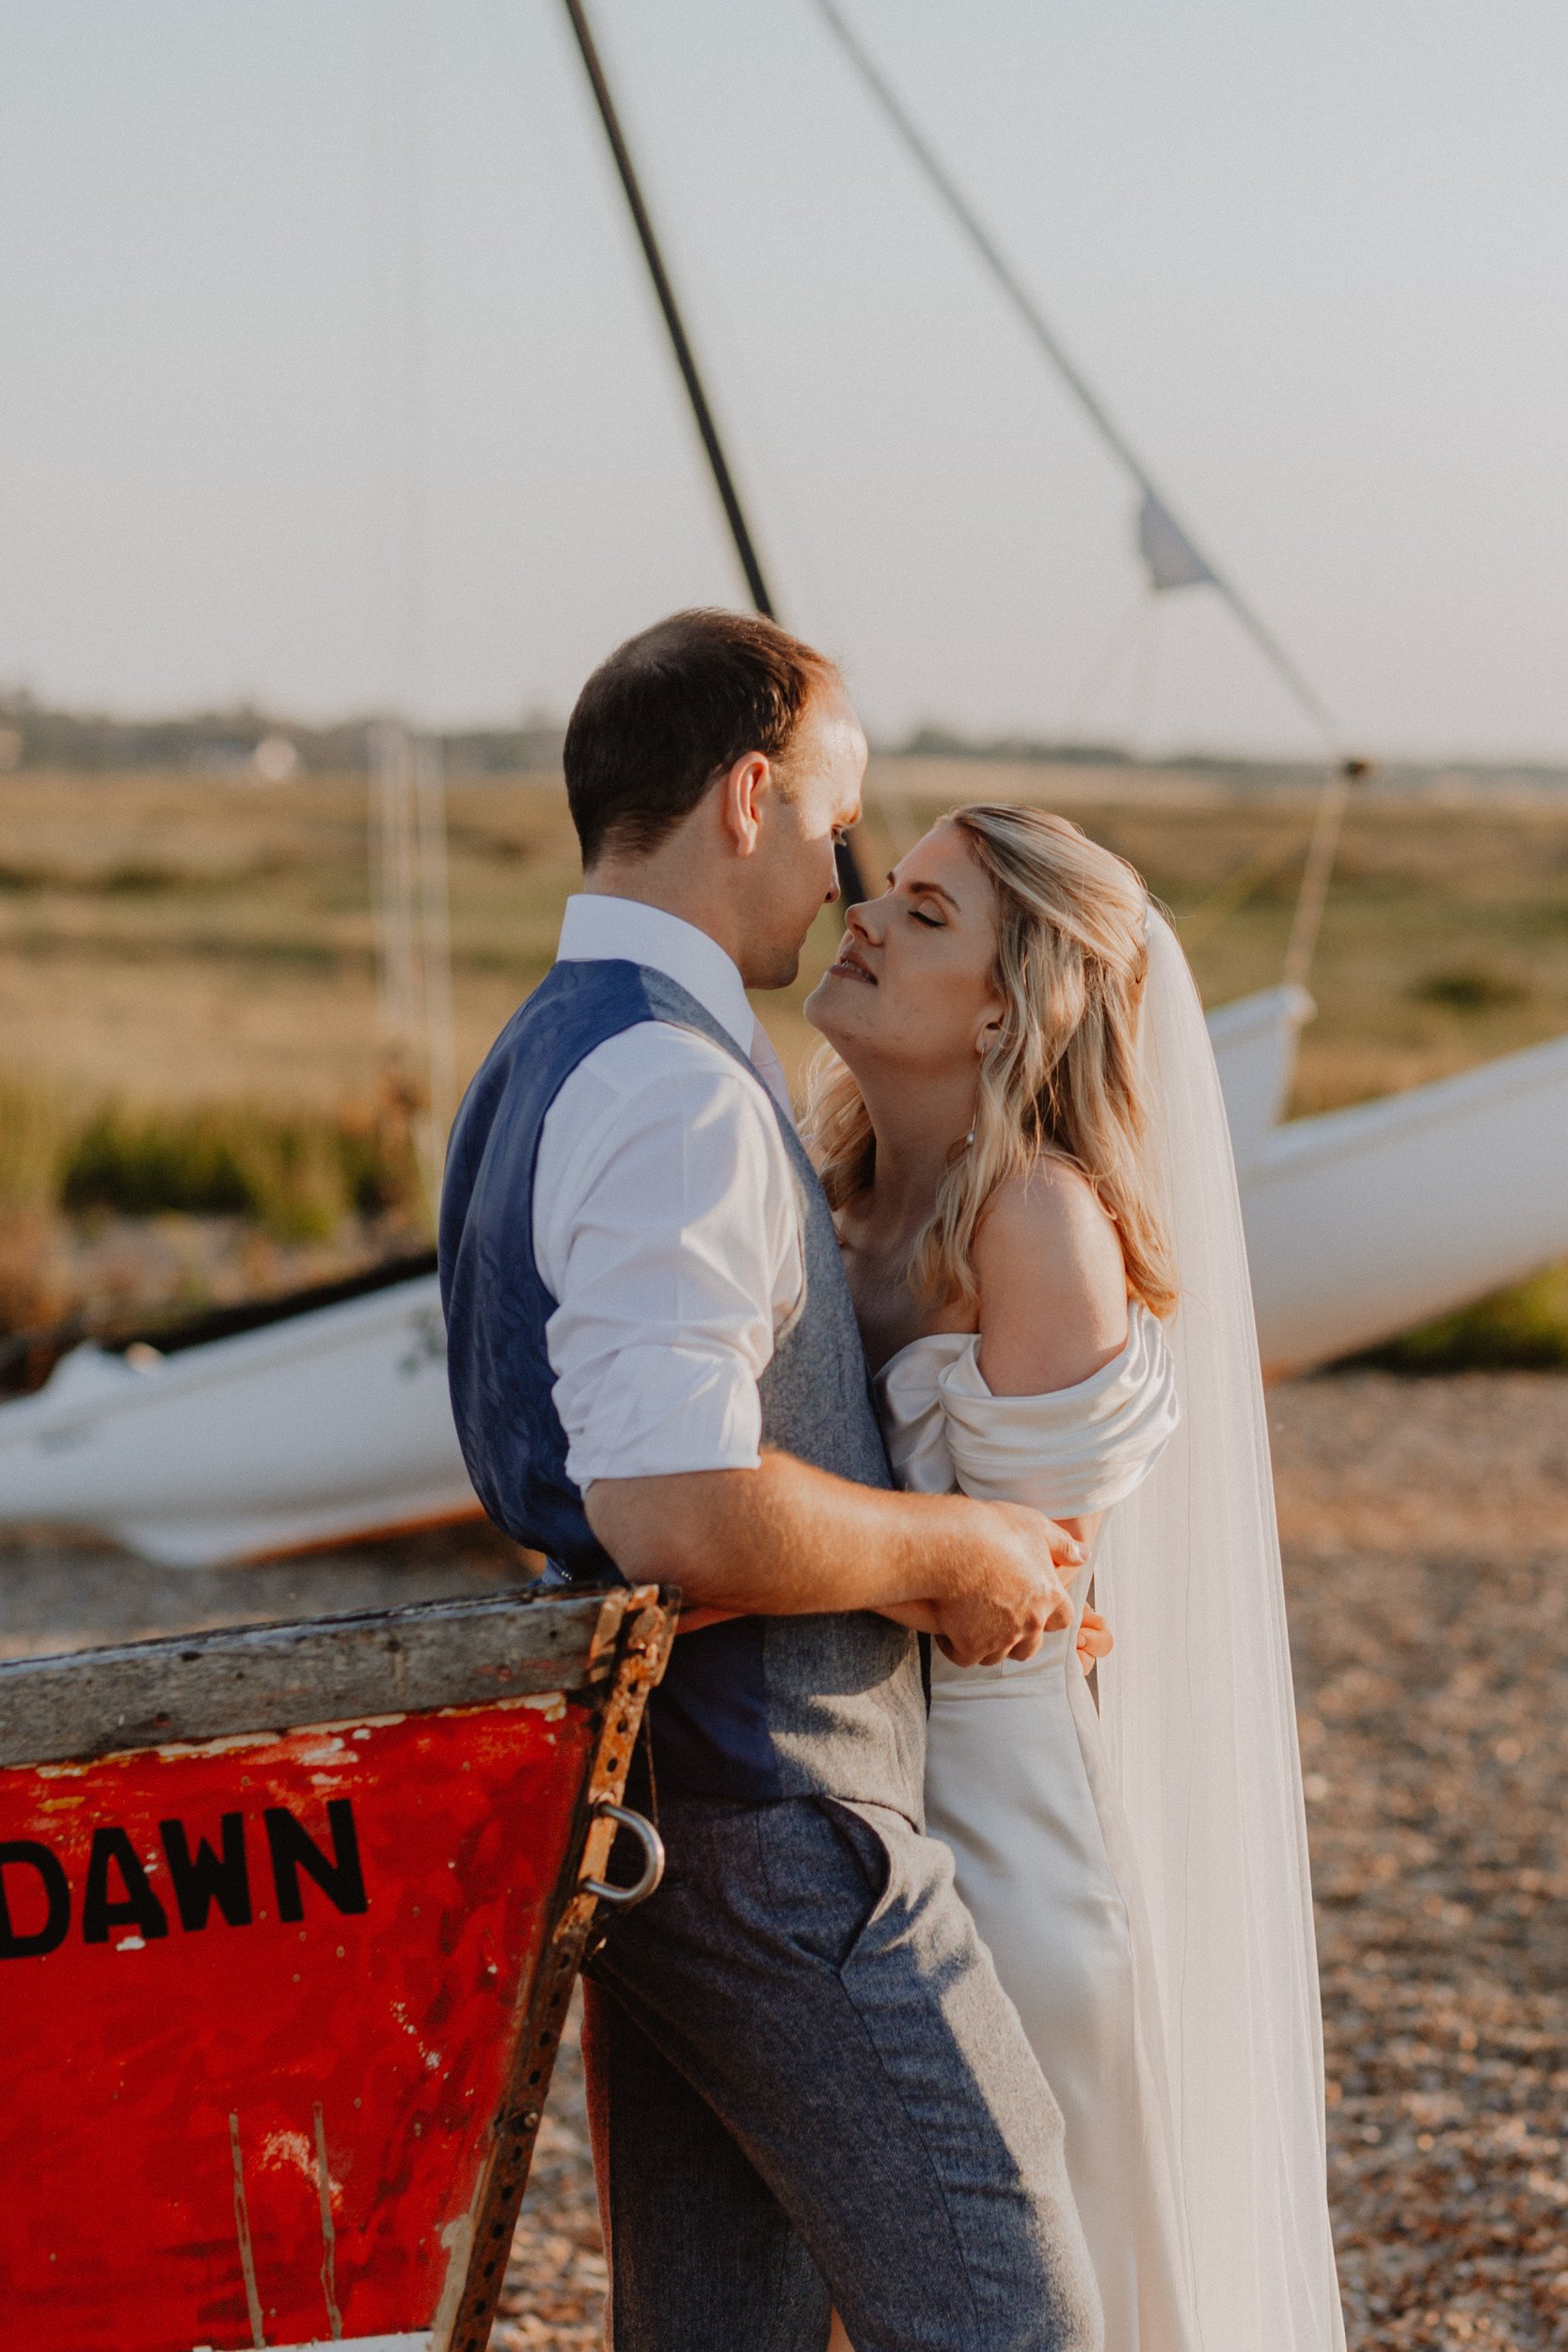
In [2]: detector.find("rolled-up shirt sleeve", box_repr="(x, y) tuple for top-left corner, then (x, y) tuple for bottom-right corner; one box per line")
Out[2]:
(533, 1025), (801, 1488)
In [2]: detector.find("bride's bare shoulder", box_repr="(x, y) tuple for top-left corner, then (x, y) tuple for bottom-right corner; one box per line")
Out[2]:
(975, 1157), (1124, 1285)
(972, 1158), (1129, 1394)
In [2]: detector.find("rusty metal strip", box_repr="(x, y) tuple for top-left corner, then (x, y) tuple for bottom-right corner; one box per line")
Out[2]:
(443, 1583), (676, 2352)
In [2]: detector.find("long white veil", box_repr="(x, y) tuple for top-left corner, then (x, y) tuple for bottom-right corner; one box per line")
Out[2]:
(1094, 912), (1345, 2352)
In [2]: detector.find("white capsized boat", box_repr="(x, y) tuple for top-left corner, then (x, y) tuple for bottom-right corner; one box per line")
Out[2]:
(1206, 985), (1314, 1168)
(1, 997), (1564, 1564)
(0, 1271), (477, 1566)
(1204, 986), (1568, 1371)
(1243, 1025), (1568, 1375)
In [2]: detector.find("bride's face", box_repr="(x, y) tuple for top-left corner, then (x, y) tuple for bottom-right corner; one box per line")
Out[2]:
(804, 821), (1006, 1080)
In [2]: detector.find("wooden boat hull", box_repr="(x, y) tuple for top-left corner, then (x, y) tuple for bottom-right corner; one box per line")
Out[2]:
(0, 1584), (676, 2352)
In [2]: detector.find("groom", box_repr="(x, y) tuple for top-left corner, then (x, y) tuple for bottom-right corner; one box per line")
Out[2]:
(440, 610), (1101, 2351)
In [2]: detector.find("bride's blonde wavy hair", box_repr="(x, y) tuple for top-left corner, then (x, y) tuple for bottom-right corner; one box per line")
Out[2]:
(803, 804), (1177, 1318)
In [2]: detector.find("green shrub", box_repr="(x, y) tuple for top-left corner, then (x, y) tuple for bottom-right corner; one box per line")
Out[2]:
(1412, 964), (1530, 1014)
(335, 1115), (419, 1219)
(0, 1073), (72, 1211)
(59, 1102), (421, 1241)
(1350, 1260), (1568, 1373)
(99, 863), (183, 894)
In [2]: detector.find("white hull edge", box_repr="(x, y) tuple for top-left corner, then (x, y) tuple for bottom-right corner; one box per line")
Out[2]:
(1206, 983), (1314, 1168)
(231, 2337), (430, 2351)
(0, 1274), (481, 1565)
(1245, 1026), (1568, 1371)
(116, 1476), (483, 1570)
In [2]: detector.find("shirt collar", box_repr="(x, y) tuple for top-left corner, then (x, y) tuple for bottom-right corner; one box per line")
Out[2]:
(556, 894), (756, 1057)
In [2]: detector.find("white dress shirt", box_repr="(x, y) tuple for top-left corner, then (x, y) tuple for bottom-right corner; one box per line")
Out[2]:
(534, 895), (805, 1489)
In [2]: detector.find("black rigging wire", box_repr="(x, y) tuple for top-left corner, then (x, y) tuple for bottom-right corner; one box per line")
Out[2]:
(560, 0), (771, 618)
(809, 0), (1371, 985)
(560, 0), (867, 904)
(810, 0), (1342, 763)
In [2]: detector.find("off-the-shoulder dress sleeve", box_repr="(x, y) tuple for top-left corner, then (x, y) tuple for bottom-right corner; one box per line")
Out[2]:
(876, 1301), (1180, 1518)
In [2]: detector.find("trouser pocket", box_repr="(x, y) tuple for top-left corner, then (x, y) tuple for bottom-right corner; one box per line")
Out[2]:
(752, 1796), (895, 1972)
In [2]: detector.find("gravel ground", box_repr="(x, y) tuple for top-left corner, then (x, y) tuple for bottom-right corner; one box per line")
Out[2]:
(1272, 1375), (1568, 2351)
(3, 1370), (1564, 2347)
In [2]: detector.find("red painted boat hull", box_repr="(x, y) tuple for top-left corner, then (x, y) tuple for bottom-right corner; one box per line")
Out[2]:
(0, 1586), (674, 2352)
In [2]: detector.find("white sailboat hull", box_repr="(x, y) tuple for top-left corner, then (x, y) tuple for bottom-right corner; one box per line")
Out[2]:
(2, 1003), (1564, 1566)
(1206, 984), (1314, 1163)
(0, 1277), (479, 1566)
(1242, 1029), (1568, 1374)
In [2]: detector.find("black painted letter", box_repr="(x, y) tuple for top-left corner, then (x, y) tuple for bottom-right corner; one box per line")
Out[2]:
(159, 1813), (251, 1931)
(81, 1826), (169, 1944)
(0, 1841), (71, 1960)
(264, 1801), (368, 1922)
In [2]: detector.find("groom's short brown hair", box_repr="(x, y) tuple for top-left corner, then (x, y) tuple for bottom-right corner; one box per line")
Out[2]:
(564, 608), (840, 866)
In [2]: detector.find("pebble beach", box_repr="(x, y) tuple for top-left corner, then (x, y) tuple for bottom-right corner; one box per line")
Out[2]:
(4, 1369), (1563, 2349)
(490, 1375), (1568, 2351)
(1275, 1375), (1568, 2351)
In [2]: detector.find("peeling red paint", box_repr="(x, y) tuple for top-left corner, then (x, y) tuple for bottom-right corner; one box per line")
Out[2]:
(0, 1696), (594, 2350)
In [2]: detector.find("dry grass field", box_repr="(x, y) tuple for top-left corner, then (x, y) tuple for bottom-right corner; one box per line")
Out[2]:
(2, 755), (1566, 1356)
(3, 758), (1567, 1120)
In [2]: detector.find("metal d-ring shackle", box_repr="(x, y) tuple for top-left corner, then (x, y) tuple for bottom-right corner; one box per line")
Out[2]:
(581, 1800), (666, 1910)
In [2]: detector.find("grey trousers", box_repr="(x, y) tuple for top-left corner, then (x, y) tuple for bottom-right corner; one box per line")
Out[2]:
(581, 1794), (1102, 2352)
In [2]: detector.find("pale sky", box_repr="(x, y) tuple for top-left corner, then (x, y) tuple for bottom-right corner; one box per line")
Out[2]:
(2, 0), (1564, 760)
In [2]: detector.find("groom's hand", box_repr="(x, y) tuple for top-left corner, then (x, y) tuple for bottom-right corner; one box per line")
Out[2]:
(584, 1454), (1084, 1645)
(925, 1500), (1084, 1668)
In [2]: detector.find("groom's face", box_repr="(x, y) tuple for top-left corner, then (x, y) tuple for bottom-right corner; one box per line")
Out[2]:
(739, 684), (867, 990)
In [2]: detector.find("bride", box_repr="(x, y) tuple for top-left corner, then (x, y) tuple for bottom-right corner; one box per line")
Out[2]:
(802, 805), (1344, 2352)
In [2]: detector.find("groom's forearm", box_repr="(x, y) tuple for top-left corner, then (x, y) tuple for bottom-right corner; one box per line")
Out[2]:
(582, 1450), (1079, 1624)
(584, 1454), (960, 1613)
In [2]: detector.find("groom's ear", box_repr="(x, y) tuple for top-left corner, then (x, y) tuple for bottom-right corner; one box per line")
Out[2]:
(716, 751), (771, 859)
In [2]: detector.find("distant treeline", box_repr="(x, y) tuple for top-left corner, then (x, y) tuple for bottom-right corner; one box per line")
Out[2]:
(2, 694), (1564, 794)
(898, 723), (1337, 782)
(895, 724), (1568, 792)
(0, 694), (566, 778)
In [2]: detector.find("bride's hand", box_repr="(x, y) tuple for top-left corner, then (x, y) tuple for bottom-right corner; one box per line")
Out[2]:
(1076, 1604), (1113, 1675)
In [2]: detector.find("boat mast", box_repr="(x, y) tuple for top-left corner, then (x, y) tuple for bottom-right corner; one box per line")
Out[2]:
(367, 3), (456, 1214)
(560, 0), (867, 902)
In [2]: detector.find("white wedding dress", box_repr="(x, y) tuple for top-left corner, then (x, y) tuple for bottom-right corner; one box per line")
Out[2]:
(878, 1305), (1198, 2352)
(872, 913), (1346, 2352)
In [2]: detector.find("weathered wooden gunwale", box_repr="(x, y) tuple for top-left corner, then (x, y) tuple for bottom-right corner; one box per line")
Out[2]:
(0, 1584), (637, 1766)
